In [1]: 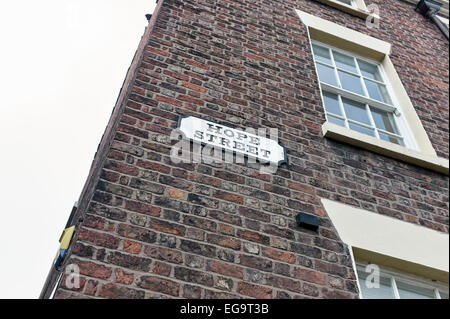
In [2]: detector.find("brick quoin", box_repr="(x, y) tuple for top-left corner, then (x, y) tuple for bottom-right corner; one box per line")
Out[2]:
(45, 0), (448, 299)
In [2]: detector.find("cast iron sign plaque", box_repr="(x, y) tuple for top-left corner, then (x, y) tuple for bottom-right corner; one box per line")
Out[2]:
(177, 116), (286, 166)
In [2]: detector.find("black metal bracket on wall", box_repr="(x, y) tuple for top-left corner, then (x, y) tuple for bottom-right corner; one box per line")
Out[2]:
(416, 0), (449, 40)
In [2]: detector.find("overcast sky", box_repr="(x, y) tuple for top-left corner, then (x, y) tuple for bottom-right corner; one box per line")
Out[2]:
(0, 0), (157, 299)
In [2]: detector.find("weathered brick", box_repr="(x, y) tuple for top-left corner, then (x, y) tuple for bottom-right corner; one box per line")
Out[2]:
(117, 224), (157, 244)
(72, 242), (95, 258)
(82, 215), (105, 230)
(214, 170), (245, 184)
(293, 267), (327, 286)
(144, 245), (183, 264)
(148, 218), (186, 236)
(107, 251), (152, 272)
(159, 175), (193, 191)
(182, 284), (202, 299)
(104, 160), (139, 176)
(88, 202), (127, 222)
(125, 200), (161, 216)
(151, 261), (172, 277)
(265, 274), (302, 294)
(207, 234), (241, 250)
(183, 215), (217, 232)
(98, 283), (145, 299)
(239, 207), (271, 222)
(97, 180), (133, 198)
(236, 229), (270, 245)
(167, 187), (185, 200)
(213, 190), (244, 205)
(206, 260), (244, 279)
(77, 228), (120, 249)
(174, 267), (214, 287)
(204, 290), (241, 299)
(114, 268), (134, 285)
(71, 258), (112, 280)
(239, 255), (273, 272)
(209, 210), (242, 226)
(180, 239), (216, 258)
(60, 274), (86, 292)
(129, 178), (165, 194)
(237, 282), (272, 299)
(137, 276), (179, 297)
(262, 247), (296, 264)
(123, 240), (142, 255)
(84, 279), (99, 296)
(187, 193), (219, 208)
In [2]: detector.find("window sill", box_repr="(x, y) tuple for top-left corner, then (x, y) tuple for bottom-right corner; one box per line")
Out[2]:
(321, 198), (449, 283)
(314, 0), (373, 19)
(322, 122), (449, 175)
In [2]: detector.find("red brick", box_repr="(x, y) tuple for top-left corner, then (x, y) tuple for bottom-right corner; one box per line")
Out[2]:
(138, 276), (180, 297)
(152, 261), (172, 277)
(262, 247), (296, 264)
(71, 258), (112, 280)
(117, 224), (157, 244)
(236, 229), (270, 245)
(182, 285), (202, 299)
(214, 190), (244, 205)
(60, 274), (86, 292)
(136, 160), (170, 174)
(114, 268), (134, 285)
(144, 246), (183, 264)
(207, 234), (241, 250)
(77, 228), (120, 249)
(167, 187), (185, 200)
(148, 218), (186, 236)
(125, 200), (161, 216)
(104, 160), (139, 176)
(98, 283), (144, 299)
(123, 240), (142, 255)
(182, 82), (207, 93)
(293, 267), (327, 286)
(237, 282), (272, 299)
(206, 260), (244, 279)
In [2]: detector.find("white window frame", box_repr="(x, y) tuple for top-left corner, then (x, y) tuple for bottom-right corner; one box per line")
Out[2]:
(356, 261), (449, 299)
(336, 0), (357, 8)
(311, 40), (417, 150)
(313, 0), (371, 19)
(297, 9), (449, 175)
(437, 15), (449, 29)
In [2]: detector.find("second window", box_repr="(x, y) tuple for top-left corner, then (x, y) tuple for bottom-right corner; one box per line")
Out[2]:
(311, 41), (412, 148)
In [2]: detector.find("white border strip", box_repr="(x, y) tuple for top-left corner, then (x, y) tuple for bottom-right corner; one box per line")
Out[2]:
(321, 198), (449, 272)
(295, 9), (391, 55)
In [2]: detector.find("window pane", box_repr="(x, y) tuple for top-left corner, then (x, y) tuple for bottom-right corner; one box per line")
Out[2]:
(358, 270), (395, 299)
(379, 132), (404, 146)
(342, 98), (371, 125)
(317, 63), (338, 86)
(370, 108), (399, 134)
(396, 281), (435, 299)
(440, 291), (449, 299)
(333, 51), (358, 73)
(323, 92), (342, 115)
(364, 79), (393, 105)
(337, 0), (353, 5)
(312, 45), (332, 65)
(358, 59), (383, 82)
(338, 71), (365, 96)
(349, 122), (376, 137)
(327, 114), (346, 127)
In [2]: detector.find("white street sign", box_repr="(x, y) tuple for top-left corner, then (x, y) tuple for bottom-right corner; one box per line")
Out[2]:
(177, 116), (286, 166)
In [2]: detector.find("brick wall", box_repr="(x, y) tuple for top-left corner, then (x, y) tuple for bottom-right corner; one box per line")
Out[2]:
(52, 0), (449, 299)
